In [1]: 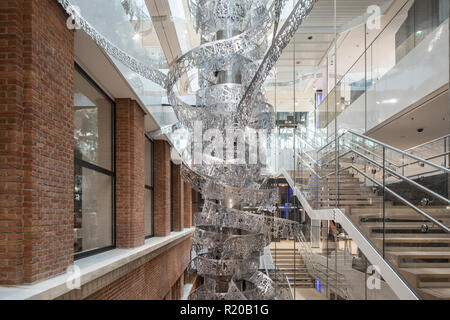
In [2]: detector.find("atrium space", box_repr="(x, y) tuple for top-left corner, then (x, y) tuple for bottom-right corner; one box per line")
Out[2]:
(0, 0), (449, 303)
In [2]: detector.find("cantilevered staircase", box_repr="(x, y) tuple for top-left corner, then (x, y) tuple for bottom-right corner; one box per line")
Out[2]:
(289, 128), (450, 299)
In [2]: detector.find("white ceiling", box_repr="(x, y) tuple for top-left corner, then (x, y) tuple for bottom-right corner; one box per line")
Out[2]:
(369, 86), (450, 150)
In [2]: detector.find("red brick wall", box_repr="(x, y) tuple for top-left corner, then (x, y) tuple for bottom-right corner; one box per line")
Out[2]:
(171, 163), (183, 231)
(183, 182), (192, 228)
(86, 237), (191, 300)
(0, 0), (25, 284)
(154, 140), (171, 237)
(171, 273), (183, 300)
(115, 99), (145, 248)
(0, 0), (74, 284)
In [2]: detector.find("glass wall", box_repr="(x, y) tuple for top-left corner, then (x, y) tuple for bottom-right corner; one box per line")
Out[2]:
(314, 0), (449, 134)
(145, 137), (154, 237)
(74, 65), (115, 255)
(265, 0), (440, 300)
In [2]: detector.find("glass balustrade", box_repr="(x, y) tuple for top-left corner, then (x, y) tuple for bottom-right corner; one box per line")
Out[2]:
(266, 0), (449, 300)
(285, 125), (450, 299)
(313, 0), (449, 134)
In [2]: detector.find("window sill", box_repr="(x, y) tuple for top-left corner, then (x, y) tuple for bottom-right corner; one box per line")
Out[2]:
(0, 228), (194, 300)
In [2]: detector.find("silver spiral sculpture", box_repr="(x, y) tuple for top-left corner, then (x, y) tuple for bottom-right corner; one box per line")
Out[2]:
(57, 0), (317, 300)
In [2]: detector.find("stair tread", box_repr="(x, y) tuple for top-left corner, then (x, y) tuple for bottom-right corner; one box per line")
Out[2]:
(399, 267), (450, 276)
(419, 288), (450, 299)
(388, 251), (450, 257)
(352, 206), (450, 212)
(315, 201), (383, 206)
(316, 194), (378, 198)
(374, 237), (450, 242)
(354, 213), (450, 219)
(362, 222), (445, 229)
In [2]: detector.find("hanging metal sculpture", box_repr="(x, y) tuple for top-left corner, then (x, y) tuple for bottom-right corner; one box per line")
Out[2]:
(168, 0), (315, 300)
(57, 0), (317, 300)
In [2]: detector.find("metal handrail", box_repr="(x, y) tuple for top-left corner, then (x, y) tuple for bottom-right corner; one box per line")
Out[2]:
(400, 152), (450, 168)
(297, 155), (320, 177)
(295, 231), (349, 298)
(344, 148), (450, 205)
(320, 149), (352, 168)
(347, 130), (450, 174)
(297, 238), (344, 283)
(295, 134), (450, 233)
(299, 156), (450, 234)
(297, 152), (348, 181)
(317, 130), (447, 172)
(316, 132), (344, 154)
(406, 134), (450, 152)
(301, 140), (450, 208)
(297, 149), (319, 166)
(348, 165), (450, 234)
(301, 131), (450, 204)
(343, 139), (403, 169)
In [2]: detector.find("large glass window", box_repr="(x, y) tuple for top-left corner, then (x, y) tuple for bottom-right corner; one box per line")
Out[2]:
(74, 65), (115, 256)
(144, 136), (154, 237)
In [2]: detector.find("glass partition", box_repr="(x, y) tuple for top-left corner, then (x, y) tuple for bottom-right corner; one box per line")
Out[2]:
(313, 0), (449, 134)
(268, 0), (450, 300)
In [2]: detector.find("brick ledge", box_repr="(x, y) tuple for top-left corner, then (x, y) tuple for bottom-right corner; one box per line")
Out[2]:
(0, 229), (194, 300)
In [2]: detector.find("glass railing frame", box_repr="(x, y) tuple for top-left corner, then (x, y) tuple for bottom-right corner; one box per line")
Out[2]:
(294, 126), (450, 253)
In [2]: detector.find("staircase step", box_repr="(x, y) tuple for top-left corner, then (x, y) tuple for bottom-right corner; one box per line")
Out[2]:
(314, 199), (384, 206)
(307, 188), (370, 195)
(418, 288), (450, 300)
(351, 206), (450, 216)
(376, 236), (450, 243)
(277, 266), (308, 270)
(308, 186), (367, 191)
(356, 216), (449, 223)
(387, 251), (450, 268)
(361, 222), (447, 234)
(315, 194), (380, 200)
(400, 267), (450, 278)
(372, 237), (450, 253)
(299, 163), (450, 300)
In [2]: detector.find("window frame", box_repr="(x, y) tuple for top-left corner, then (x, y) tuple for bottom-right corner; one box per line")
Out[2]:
(144, 134), (155, 238)
(74, 63), (116, 260)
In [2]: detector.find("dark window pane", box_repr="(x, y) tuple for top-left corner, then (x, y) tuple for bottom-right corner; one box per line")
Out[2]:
(145, 139), (153, 187)
(144, 189), (153, 237)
